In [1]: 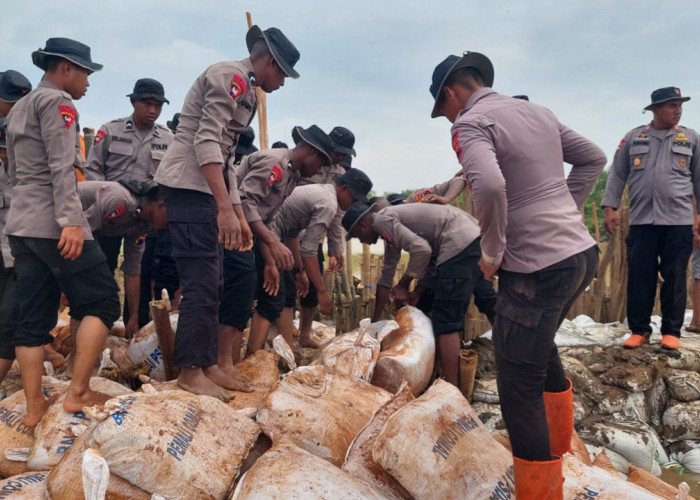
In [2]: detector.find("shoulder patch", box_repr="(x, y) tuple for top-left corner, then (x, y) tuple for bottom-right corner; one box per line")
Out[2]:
(105, 205), (126, 221)
(615, 138), (626, 153)
(230, 74), (247, 99)
(380, 231), (394, 244)
(451, 130), (463, 161)
(59, 105), (76, 129)
(94, 129), (107, 145)
(414, 188), (432, 203)
(267, 165), (283, 185)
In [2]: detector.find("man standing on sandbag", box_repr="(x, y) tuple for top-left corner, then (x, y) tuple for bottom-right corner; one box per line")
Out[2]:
(221, 125), (334, 360)
(6, 38), (120, 426)
(430, 52), (606, 498)
(344, 200), (484, 387)
(603, 87), (700, 350)
(154, 25), (300, 400)
(295, 126), (356, 347)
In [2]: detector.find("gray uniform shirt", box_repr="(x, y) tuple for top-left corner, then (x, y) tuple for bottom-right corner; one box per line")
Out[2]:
(154, 58), (257, 204)
(408, 176), (467, 203)
(602, 123), (700, 225)
(374, 204), (481, 288)
(79, 181), (150, 275)
(235, 148), (299, 224)
(0, 160), (12, 267)
(268, 184), (340, 257)
(297, 162), (345, 256)
(85, 115), (173, 182)
(6, 80), (92, 240)
(451, 88), (606, 273)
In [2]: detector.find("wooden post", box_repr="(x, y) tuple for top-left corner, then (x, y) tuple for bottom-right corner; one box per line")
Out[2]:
(149, 300), (179, 380)
(345, 240), (354, 296)
(246, 12), (269, 149)
(361, 244), (371, 300)
(591, 201), (600, 244)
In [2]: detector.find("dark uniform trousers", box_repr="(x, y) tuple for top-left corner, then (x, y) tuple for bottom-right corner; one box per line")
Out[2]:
(138, 229), (180, 328)
(219, 248), (257, 330)
(8, 237), (120, 348)
(252, 242), (296, 323)
(162, 187), (222, 368)
(626, 225), (692, 338)
(0, 260), (18, 360)
(493, 245), (598, 461)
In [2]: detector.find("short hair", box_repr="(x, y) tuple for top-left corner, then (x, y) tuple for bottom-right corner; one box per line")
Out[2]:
(271, 141), (288, 149)
(44, 55), (68, 73)
(249, 39), (272, 62)
(444, 67), (485, 91)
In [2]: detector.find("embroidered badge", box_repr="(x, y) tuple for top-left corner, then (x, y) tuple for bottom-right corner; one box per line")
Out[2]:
(94, 129), (107, 145)
(267, 165), (283, 185)
(230, 74), (247, 99)
(379, 232), (394, 244)
(680, 159), (687, 167)
(414, 189), (432, 203)
(59, 105), (76, 129)
(248, 71), (257, 86)
(616, 138), (626, 153)
(451, 130), (463, 161)
(125, 120), (134, 130)
(106, 205), (126, 220)
(135, 233), (148, 245)
(633, 157), (642, 167)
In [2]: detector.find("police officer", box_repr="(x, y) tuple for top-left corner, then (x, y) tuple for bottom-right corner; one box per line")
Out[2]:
(430, 51), (606, 498)
(6, 38), (119, 427)
(154, 25), (301, 401)
(295, 126), (356, 344)
(0, 70), (32, 118)
(603, 87), (700, 350)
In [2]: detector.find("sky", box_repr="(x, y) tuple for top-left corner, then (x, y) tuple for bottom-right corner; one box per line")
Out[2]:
(3, 0), (698, 194)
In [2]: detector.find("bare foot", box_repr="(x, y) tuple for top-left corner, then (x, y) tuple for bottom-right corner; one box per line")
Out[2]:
(23, 395), (47, 428)
(205, 365), (253, 393)
(43, 345), (66, 370)
(63, 389), (112, 413)
(298, 334), (320, 349)
(177, 368), (232, 402)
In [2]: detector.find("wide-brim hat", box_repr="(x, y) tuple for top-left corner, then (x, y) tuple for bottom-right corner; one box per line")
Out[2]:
(32, 37), (103, 73)
(0, 70), (32, 103)
(644, 87), (690, 111)
(292, 125), (334, 166)
(334, 168), (372, 203)
(246, 25), (300, 79)
(330, 126), (356, 156)
(342, 201), (375, 239)
(236, 143), (259, 156)
(430, 51), (493, 118)
(127, 78), (169, 103)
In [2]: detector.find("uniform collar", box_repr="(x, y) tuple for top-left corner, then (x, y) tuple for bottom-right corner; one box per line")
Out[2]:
(240, 58), (257, 89)
(460, 87), (497, 116)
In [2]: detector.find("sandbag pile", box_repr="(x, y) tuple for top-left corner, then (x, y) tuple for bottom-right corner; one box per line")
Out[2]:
(311, 320), (380, 382)
(128, 312), (179, 380)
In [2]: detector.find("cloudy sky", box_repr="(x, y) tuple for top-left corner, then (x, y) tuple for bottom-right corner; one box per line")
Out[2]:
(3, 0), (696, 194)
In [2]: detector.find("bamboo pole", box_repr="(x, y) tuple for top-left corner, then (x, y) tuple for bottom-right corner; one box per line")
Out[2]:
(149, 300), (179, 380)
(345, 240), (354, 296)
(591, 201), (600, 244)
(246, 12), (269, 149)
(361, 244), (371, 300)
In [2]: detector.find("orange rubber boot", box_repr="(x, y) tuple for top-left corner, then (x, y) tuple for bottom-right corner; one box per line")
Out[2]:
(660, 335), (680, 350)
(543, 378), (573, 458)
(513, 455), (563, 500)
(623, 333), (650, 348)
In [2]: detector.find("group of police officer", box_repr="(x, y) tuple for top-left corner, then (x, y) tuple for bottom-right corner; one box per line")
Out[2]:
(2, 24), (699, 500)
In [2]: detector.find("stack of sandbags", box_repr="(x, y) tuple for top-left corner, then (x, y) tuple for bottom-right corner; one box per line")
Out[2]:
(25, 377), (132, 470)
(231, 441), (385, 499)
(228, 350), (280, 411)
(371, 306), (435, 395)
(0, 470), (50, 498)
(0, 379), (67, 477)
(371, 379), (516, 499)
(341, 382), (414, 499)
(128, 313), (178, 380)
(80, 390), (259, 499)
(311, 320), (380, 382)
(257, 365), (391, 465)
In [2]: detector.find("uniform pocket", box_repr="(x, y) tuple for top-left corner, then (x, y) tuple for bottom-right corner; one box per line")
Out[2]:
(671, 144), (693, 175)
(493, 298), (543, 363)
(628, 145), (650, 170)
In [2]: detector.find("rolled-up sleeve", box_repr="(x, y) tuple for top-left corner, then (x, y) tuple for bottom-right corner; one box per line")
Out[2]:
(378, 241), (401, 288)
(194, 70), (238, 167)
(452, 121), (507, 265)
(602, 133), (632, 209)
(560, 123), (607, 208)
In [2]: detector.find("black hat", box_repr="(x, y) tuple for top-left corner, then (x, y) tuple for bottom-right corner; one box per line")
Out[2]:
(0, 118), (7, 148)
(334, 168), (372, 203)
(512, 95), (529, 101)
(644, 87), (690, 111)
(342, 201), (375, 239)
(386, 193), (407, 205)
(118, 179), (158, 198)
(430, 51), (493, 118)
(246, 26), (300, 79)
(166, 112), (180, 133)
(236, 126), (258, 156)
(128, 78), (169, 103)
(338, 155), (352, 169)
(330, 126), (356, 156)
(291, 125), (334, 166)
(0, 70), (32, 103)
(32, 37), (103, 73)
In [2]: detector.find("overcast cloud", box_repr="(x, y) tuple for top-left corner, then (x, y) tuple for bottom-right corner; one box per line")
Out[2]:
(3, 0), (697, 193)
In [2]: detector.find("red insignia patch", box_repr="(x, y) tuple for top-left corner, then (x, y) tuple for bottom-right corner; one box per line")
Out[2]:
(451, 130), (463, 161)
(414, 189), (432, 203)
(230, 74), (247, 99)
(616, 138), (625, 153)
(59, 105), (76, 129)
(380, 232), (394, 243)
(267, 165), (283, 186)
(106, 205), (126, 220)
(94, 129), (107, 145)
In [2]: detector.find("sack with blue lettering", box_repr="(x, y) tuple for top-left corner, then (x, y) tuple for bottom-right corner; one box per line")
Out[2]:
(25, 377), (131, 471)
(0, 470), (49, 498)
(128, 313), (179, 381)
(0, 380), (67, 478)
(84, 390), (260, 499)
(372, 379), (516, 500)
